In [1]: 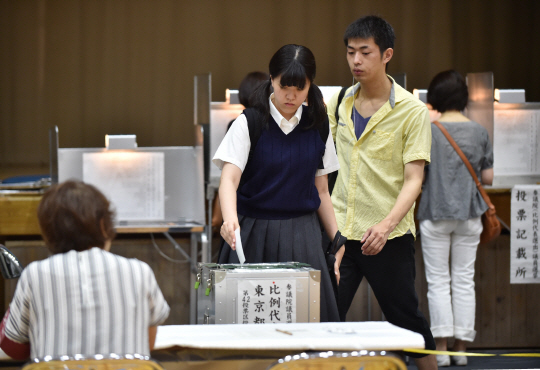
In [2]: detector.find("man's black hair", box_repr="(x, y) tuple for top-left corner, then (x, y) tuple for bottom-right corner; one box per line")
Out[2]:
(343, 15), (396, 55)
(427, 70), (469, 113)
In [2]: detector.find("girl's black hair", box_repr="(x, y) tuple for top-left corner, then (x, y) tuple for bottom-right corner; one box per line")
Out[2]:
(250, 44), (327, 131)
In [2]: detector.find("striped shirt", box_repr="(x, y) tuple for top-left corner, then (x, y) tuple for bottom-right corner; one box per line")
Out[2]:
(4, 247), (170, 359)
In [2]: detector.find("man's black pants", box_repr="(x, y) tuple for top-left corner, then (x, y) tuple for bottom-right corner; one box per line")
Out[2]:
(338, 234), (436, 358)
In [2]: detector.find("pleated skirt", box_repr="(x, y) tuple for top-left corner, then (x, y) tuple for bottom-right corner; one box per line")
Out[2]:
(218, 212), (340, 322)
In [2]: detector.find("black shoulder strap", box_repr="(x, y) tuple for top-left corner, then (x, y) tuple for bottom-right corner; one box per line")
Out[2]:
(327, 86), (347, 195)
(316, 114), (330, 170)
(318, 115), (330, 144)
(335, 86), (347, 124)
(243, 108), (262, 163)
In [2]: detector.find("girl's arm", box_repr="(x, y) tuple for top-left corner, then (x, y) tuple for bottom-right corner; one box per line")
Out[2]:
(315, 175), (338, 239)
(315, 175), (344, 283)
(219, 162), (243, 250)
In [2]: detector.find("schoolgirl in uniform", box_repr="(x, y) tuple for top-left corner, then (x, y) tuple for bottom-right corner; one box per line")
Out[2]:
(212, 44), (342, 322)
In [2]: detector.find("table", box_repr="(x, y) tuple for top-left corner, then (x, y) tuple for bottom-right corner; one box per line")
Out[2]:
(0, 194), (42, 237)
(151, 322), (424, 369)
(0, 321), (423, 370)
(155, 321), (424, 352)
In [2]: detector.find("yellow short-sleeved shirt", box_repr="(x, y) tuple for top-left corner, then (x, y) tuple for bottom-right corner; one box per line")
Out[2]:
(327, 76), (431, 241)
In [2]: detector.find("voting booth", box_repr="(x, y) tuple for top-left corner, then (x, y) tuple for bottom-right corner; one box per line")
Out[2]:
(493, 99), (540, 187)
(57, 145), (205, 228)
(465, 72), (540, 188)
(413, 72), (540, 189)
(52, 128), (207, 323)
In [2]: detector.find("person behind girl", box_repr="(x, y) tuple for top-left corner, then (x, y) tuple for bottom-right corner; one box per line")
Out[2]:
(212, 44), (342, 322)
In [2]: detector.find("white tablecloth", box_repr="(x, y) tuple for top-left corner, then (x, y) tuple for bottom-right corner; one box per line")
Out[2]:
(0, 321), (424, 361)
(154, 321), (424, 352)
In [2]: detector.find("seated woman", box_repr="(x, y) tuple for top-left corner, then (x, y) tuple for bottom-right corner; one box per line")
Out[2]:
(0, 180), (170, 360)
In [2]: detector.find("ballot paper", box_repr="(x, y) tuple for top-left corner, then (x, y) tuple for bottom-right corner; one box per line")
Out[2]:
(235, 228), (246, 264)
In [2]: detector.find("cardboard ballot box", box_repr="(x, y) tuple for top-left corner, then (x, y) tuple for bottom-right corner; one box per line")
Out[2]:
(196, 262), (320, 324)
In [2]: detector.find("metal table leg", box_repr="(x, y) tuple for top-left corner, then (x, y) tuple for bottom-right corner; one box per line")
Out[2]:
(200, 232), (209, 263)
(190, 232), (198, 324)
(206, 185), (217, 263)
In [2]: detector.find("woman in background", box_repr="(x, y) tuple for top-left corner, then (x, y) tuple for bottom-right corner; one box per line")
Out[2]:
(417, 70), (494, 366)
(238, 71), (270, 110)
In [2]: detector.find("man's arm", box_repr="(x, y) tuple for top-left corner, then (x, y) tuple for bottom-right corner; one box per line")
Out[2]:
(361, 159), (425, 255)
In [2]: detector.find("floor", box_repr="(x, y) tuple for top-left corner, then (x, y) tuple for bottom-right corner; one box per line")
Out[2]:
(405, 349), (540, 370)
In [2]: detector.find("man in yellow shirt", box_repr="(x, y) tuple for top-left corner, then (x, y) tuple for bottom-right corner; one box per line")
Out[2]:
(327, 16), (436, 370)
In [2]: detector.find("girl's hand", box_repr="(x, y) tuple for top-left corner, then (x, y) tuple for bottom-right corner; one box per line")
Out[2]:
(221, 220), (239, 250)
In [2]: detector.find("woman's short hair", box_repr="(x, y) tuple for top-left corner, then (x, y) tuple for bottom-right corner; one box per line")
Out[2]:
(238, 71), (269, 108)
(38, 180), (116, 254)
(427, 70), (469, 113)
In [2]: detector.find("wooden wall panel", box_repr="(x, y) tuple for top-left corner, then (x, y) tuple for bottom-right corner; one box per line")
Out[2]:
(474, 236), (498, 345)
(6, 0), (540, 167)
(1, 1), (46, 165)
(493, 235), (512, 347)
(45, 1), (83, 147)
(451, 0), (540, 102)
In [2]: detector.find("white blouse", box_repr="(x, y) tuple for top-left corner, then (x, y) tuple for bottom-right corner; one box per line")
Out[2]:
(213, 94), (339, 176)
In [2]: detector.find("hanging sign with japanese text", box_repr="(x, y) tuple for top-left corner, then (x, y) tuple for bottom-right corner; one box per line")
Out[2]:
(237, 279), (296, 324)
(511, 185), (540, 284)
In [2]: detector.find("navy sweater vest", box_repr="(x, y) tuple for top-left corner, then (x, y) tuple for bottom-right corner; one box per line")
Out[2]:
(237, 111), (326, 220)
